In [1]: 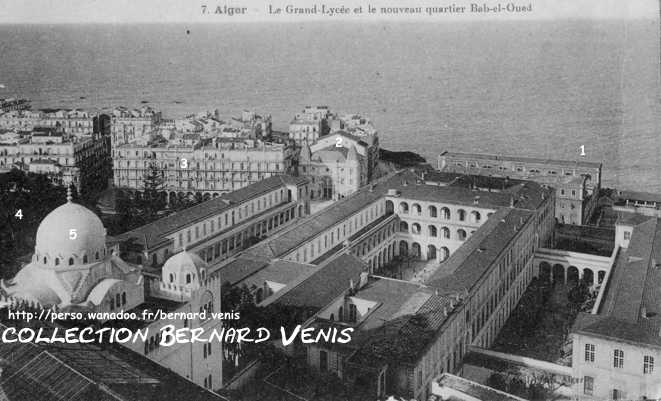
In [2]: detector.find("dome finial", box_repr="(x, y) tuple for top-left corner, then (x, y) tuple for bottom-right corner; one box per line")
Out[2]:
(66, 186), (72, 203)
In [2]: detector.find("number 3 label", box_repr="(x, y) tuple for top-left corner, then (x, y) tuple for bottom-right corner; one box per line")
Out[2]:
(180, 158), (188, 168)
(69, 229), (77, 240)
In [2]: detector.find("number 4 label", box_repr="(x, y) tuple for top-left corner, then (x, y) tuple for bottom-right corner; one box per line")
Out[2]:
(14, 209), (23, 220)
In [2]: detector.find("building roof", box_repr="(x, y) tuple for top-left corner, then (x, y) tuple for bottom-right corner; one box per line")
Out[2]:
(616, 190), (661, 204)
(573, 215), (661, 348)
(270, 253), (366, 311)
(243, 170), (547, 261)
(440, 151), (602, 169)
(427, 208), (533, 294)
(0, 322), (229, 401)
(344, 277), (460, 368)
(431, 373), (527, 401)
(115, 175), (307, 249)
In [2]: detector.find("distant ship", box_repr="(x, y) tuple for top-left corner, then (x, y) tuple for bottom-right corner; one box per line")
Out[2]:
(0, 84), (5, 89)
(141, 100), (149, 104)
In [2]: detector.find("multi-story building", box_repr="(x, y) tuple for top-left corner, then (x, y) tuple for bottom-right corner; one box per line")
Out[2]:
(298, 131), (380, 200)
(570, 211), (661, 400)
(288, 105), (332, 144)
(215, 167), (554, 399)
(0, 108), (95, 136)
(612, 189), (661, 218)
(0, 128), (111, 192)
(438, 151), (602, 225)
(330, 113), (378, 137)
(114, 174), (310, 268)
(0, 97), (30, 112)
(171, 109), (272, 139)
(111, 106), (162, 146)
(228, 169), (553, 400)
(113, 134), (296, 199)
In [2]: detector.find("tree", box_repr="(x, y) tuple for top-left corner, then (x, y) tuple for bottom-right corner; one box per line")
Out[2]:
(140, 162), (166, 220)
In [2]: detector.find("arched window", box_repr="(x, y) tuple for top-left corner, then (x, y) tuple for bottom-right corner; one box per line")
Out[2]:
(399, 202), (409, 214)
(429, 225), (437, 237)
(169, 273), (174, 283)
(411, 223), (421, 235)
(471, 211), (481, 223)
(428, 205), (437, 217)
(186, 274), (191, 284)
(412, 203), (422, 215)
(441, 227), (450, 239)
(115, 294), (121, 307)
(441, 207), (451, 220)
(83, 255), (88, 263)
(400, 221), (409, 232)
(43, 257), (47, 264)
(95, 252), (99, 260)
(68, 257), (74, 266)
(55, 258), (60, 266)
(329, 313), (335, 321)
(457, 229), (467, 241)
(458, 209), (466, 221)
(121, 292), (127, 305)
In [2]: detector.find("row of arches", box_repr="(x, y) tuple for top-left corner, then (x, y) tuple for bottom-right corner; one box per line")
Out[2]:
(538, 261), (606, 288)
(399, 222), (471, 241)
(387, 200), (487, 224)
(399, 241), (450, 262)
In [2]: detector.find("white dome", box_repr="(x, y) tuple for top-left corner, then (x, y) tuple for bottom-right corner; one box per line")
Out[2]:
(35, 200), (107, 268)
(162, 251), (207, 290)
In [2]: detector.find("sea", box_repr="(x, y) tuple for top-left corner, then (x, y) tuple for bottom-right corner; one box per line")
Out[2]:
(0, 20), (659, 191)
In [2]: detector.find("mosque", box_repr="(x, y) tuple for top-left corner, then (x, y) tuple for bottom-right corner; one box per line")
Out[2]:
(0, 189), (224, 390)
(2, 189), (144, 312)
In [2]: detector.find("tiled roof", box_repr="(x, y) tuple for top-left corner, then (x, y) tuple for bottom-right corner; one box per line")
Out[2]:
(243, 170), (547, 261)
(115, 175), (307, 249)
(345, 278), (459, 367)
(239, 259), (318, 290)
(440, 151), (602, 169)
(427, 208), (533, 294)
(573, 215), (661, 347)
(272, 253), (366, 311)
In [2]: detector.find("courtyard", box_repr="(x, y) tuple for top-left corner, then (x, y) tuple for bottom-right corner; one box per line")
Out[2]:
(491, 278), (596, 366)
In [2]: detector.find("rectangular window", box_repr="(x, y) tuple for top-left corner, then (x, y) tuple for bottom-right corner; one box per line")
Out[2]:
(319, 350), (328, 372)
(624, 231), (631, 240)
(584, 343), (595, 362)
(614, 349), (624, 369)
(349, 304), (357, 322)
(583, 376), (593, 395)
(644, 355), (654, 374)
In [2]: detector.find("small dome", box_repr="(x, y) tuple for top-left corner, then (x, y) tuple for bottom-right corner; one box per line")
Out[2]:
(35, 199), (106, 267)
(162, 251), (207, 289)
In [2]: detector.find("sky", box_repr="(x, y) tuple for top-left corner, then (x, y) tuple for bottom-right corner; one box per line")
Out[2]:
(0, 0), (657, 23)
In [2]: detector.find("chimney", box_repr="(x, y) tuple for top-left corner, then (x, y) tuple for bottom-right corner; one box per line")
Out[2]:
(402, 180), (408, 187)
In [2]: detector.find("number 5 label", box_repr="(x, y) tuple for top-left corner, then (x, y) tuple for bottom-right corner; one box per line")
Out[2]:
(69, 229), (78, 240)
